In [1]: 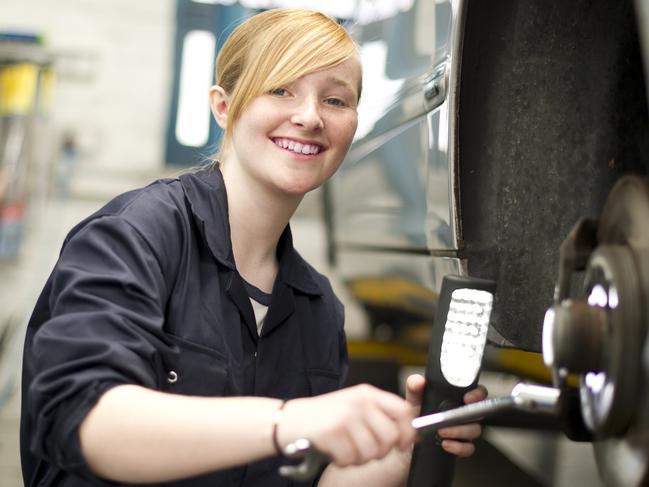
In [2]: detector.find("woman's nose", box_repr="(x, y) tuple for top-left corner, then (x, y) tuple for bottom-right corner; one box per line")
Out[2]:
(290, 97), (324, 131)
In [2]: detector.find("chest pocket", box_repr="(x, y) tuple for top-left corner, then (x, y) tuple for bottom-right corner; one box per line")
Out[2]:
(162, 334), (229, 396)
(307, 368), (340, 396)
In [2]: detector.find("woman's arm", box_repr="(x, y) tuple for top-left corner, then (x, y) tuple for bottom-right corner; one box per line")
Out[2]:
(80, 375), (483, 485)
(79, 382), (417, 483)
(79, 385), (283, 483)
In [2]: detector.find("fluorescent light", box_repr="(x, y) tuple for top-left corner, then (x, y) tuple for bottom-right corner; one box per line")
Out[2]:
(440, 288), (493, 387)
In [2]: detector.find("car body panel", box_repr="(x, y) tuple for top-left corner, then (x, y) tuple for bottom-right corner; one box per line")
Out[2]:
(331, 0), (460, 254)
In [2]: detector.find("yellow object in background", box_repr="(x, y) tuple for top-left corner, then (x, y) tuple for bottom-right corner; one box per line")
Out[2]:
(0, 62), (39, 115)
(38, 66), (56, 114)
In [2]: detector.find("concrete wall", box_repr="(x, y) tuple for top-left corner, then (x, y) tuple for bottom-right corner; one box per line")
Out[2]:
(0, 0), (175, 176)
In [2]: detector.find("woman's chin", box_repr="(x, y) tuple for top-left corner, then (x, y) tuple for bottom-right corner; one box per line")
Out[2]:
(274, 177), (322, 197)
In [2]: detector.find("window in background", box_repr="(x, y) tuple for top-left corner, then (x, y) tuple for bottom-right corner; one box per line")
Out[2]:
(165, 0), (247, 167)
(175, 30), (215, 148)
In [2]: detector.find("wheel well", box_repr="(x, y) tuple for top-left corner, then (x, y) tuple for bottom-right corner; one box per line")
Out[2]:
(458, 0), (649, 350)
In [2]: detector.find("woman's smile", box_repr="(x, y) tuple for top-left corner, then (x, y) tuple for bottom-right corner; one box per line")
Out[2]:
(271, 137), (325, 156)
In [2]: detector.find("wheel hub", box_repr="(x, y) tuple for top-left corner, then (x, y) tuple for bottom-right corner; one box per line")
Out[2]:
(542, 175), (649, 486)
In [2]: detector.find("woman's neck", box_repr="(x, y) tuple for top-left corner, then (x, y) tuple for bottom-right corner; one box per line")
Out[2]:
(220, 162), (302, 293)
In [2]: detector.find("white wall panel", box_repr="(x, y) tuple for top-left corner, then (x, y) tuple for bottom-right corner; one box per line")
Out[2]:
(0, 0), (175, 175)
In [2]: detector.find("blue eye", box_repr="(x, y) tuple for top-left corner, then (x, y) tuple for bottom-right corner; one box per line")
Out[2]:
(269, 88), (288, 96)
(324, 98), (346, 107)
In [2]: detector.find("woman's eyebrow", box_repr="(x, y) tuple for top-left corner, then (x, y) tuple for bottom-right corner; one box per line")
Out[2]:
(327, 77), (358, 97)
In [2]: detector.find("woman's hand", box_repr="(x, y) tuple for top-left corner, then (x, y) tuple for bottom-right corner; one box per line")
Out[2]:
(405, 374), (487, 457)
(276, 376), (486, 469)
(277, 384), (417, 467)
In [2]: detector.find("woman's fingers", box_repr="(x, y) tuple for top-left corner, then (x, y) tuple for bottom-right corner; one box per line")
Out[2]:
(407, 377), (487, 408)
(326, 434), (357, 467)
(348, 386), (416, 460)
(343, 408), (398, 464)
(463, 385), (488, 404)
(343, 419), (378, 465)
(434, 386), (485, 460)
(437, 423), (482, 441)
(405, 373), (426, 406)
(440, 439), (476, 457)
(363, 407), (401, 457)
(373, 390), (417, 451)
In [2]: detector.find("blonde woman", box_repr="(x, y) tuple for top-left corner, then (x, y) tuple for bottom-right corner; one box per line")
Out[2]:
(21, 9), (485, 487)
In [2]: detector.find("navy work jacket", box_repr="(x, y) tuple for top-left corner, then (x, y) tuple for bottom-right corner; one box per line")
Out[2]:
(20, 167), (347, 487)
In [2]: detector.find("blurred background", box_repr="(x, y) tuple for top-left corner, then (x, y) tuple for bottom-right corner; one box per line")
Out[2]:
(0, 1), (611, 486)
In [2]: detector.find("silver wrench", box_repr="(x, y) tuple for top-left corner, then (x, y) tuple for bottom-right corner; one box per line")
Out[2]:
(278, 437), (330, 482)
(413, 383), (560, 433)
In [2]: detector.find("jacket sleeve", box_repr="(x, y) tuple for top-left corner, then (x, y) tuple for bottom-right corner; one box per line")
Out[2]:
(26, 214), (175, 480)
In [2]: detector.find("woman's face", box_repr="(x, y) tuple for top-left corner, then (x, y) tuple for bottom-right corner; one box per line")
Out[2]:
(226, 57), (361, 196)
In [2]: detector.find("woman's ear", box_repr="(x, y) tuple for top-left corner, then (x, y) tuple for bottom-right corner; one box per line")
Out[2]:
(209, 85), (229, 129)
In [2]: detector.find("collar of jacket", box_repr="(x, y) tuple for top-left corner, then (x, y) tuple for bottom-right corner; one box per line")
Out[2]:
(178, 166), (323, 297)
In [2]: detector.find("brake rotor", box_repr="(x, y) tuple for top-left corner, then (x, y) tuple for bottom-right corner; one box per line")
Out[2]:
(588, 175), (649, 486)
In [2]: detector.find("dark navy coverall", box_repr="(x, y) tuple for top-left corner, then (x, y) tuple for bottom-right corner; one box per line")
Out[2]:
(20, 167), (348, 487)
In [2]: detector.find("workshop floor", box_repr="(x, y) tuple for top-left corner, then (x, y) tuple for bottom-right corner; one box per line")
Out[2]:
(0, 168), (603, 486)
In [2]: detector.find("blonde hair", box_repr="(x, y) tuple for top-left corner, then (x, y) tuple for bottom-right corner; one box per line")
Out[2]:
(214, 9), (360, 158)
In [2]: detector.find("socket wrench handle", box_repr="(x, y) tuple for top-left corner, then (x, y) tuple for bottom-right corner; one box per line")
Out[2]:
(413, 383), (560, 435)
(278, 438), (329, 482)
(413, 396), (515, 434)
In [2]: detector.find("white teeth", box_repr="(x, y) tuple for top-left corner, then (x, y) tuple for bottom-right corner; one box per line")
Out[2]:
(273, 138), (321, 155)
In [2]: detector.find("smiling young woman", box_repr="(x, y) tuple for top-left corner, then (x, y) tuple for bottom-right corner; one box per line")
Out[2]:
(20, 8), (485, 487)
(213, 57), (361, 200)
